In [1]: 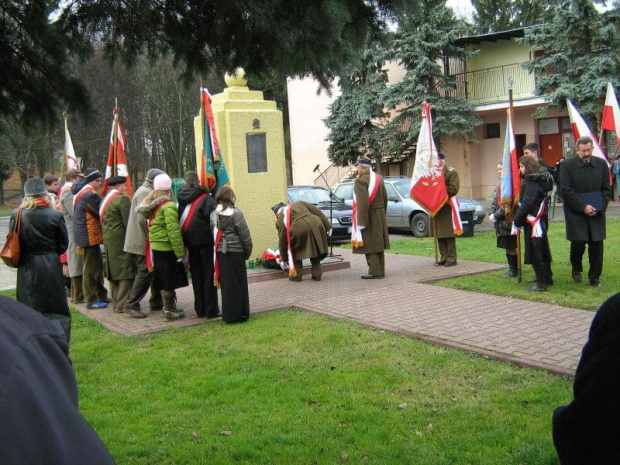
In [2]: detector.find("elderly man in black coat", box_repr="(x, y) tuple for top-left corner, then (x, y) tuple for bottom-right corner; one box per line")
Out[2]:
(559, 136), (611, 287)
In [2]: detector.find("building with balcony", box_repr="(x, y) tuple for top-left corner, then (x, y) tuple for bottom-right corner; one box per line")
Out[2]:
(286, 28), (580, 200)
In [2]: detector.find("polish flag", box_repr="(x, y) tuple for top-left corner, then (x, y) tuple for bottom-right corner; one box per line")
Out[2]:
(64, 119), (79, 171)
(409, 101), (447, 216)
(601, 82), (620, 149)
(566, 99), (610, 166)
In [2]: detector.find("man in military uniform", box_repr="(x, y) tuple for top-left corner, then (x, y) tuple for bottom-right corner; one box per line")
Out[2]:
(434, 153), (459, 266)
(351, 156), (389, 279)
(272, 201), (332, 282)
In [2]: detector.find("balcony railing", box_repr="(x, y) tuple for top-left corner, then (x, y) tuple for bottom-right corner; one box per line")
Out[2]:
(444, 63), (537, 105)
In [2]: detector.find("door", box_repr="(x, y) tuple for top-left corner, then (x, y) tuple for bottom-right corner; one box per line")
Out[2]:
(539, 133), (563, 165)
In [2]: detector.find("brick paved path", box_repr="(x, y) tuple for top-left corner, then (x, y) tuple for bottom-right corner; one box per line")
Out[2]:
(69, 249), (592, 377)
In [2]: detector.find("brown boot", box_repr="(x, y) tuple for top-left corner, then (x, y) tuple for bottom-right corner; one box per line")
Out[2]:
(125, 308), (147, 319)
(162, 290), (185, 321)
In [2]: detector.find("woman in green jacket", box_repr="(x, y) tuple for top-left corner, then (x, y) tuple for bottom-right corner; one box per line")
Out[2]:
(136, 174), (188, 321)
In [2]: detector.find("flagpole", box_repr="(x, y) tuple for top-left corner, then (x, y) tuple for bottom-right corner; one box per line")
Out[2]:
(113, 99), (118, 177)
(508, 78), (522, 283)
(432, 217), (439, 265)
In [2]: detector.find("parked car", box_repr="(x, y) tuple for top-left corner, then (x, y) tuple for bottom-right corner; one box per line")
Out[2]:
(287, 186), (352, 242)
(333, 177), (486, 238)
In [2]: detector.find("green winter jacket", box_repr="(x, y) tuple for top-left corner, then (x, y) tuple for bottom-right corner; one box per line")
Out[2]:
(136, 196), (185, 258)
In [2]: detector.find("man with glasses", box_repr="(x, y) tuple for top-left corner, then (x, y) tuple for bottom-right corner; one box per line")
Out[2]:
(559, 137), (611, 287)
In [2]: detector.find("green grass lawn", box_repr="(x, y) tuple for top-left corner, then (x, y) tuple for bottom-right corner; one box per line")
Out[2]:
(388, 218), (619, 311)
(68, 309), (570, 464)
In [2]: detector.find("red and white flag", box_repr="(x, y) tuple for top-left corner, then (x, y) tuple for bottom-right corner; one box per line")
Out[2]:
(601, 82), (620, 150)
(566, 99), (610, 166)
(64, 119), (79, 171)
(102, 109), (133, 197)
(409, 101), (447, 216)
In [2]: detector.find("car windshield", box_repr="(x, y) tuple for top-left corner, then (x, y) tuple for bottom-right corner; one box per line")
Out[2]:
(289, 187), (341, 204)
(393, 180), (410, 198)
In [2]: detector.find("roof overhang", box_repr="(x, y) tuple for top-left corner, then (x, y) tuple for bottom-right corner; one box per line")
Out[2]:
(455, 27), (529, 46)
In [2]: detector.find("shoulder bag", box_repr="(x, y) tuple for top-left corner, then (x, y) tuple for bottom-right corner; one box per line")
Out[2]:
(1, 209), (22, 268)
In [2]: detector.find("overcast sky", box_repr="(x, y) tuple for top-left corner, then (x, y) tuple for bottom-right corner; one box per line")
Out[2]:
(446, 0), (474, 19)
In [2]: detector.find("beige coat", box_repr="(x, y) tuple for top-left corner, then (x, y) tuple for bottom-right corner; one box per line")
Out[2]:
(352, 171), (390, 254)
(276, 201), (331, 262)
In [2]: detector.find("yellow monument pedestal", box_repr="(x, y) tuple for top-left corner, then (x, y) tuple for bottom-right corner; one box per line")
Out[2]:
(211, 71), (288, 261)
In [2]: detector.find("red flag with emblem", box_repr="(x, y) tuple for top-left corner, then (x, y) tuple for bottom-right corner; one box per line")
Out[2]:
(409, 102), (447, 216)
(102, 107), (133, 197)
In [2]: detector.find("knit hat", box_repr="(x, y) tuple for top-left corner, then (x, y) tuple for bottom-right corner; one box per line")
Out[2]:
(84, 168), (102, 183)
(24, 178), (48, 196)
(65, 168), (84, 179)
(107, 176), (126, 187)
(153, 174), (172, 191)
(271, 202), (286, 215)
(146, 168), (164, 182)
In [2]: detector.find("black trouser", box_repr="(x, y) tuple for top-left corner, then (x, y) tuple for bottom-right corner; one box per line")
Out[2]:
(570, 240), (604, 283)
(188, 245), (219, 318)
(125, 254), (163, 311)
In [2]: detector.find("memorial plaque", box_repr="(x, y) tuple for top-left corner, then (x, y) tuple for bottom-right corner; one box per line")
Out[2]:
(247, 133), (268, 173)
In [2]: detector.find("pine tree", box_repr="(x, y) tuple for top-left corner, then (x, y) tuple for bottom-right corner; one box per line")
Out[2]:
(471, 0), (560, 34)
(324, 43), (400, 170)
(520, 0), (620, 132)
(384, 0), (481, 148)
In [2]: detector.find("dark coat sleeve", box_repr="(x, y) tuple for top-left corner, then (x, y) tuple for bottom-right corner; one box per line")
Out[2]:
(513, 182), (539, 228)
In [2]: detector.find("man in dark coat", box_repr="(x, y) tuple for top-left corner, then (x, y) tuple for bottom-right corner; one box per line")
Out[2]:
(559, 136), (611, 287)
(434, 153), (460, 266)
(351, 156), (390, 279)
(123, 168), (164, 316)
(553, 292), (620, 464)
(73, 168), (109, 309)
(272, 200), (332, 282)
(177, 171), (219, 318)
(101, 176), (138, 315)
(0, 296), (114, 464)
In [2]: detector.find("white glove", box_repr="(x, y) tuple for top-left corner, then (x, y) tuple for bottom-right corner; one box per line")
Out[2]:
(280, 261), (289, 271)
(359, 225), (366, 230)
(489, 214), (497, 223)
(327, 229), (332, 237)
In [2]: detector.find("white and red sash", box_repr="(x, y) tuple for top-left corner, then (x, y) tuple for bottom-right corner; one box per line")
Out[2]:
(99, 189), (121, 224)
(73, 184), (96, 209)
(351, 170), (380, 248)
(282, 205), (297, 277)
(526, 198), (548, 238)
(213, 226), (224, 287)
(448, 196), (463, 236)
(145, 200), (170, 271)
(180, 193), (207, 234)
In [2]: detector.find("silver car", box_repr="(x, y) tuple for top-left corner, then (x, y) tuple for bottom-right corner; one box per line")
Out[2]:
(333, 177), (486, 238)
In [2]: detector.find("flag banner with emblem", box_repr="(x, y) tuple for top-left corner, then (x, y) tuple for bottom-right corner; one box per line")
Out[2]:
(63, 119), (79, 173)
(566, 99), (610, 166)
(409, 101), (447, 217)
(500, 109), (521, 221)
(194, 88), (229, 194)
(601, 82), (620, 150)
(103, 108), (133, 197)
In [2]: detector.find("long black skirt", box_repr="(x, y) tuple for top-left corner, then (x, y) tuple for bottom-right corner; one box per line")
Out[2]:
(217, 251), (250, 323)
(152, 250), (189, 291)
(523, 225), (552, 265)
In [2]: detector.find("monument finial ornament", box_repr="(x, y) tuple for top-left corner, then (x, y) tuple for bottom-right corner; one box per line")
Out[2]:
(224, 68), (248, 88)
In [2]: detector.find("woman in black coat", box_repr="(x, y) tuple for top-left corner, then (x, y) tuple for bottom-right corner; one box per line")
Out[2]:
(513, 155), (552, 292)
(177, 171), (219, 319)
(12, 178), (70, 340)
(489, 161), (518, 277)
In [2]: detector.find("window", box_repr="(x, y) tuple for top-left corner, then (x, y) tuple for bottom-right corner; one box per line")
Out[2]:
(485, 123), (500, 139)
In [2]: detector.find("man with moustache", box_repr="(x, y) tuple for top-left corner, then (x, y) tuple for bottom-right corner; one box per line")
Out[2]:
(559, 136), (611, 287)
